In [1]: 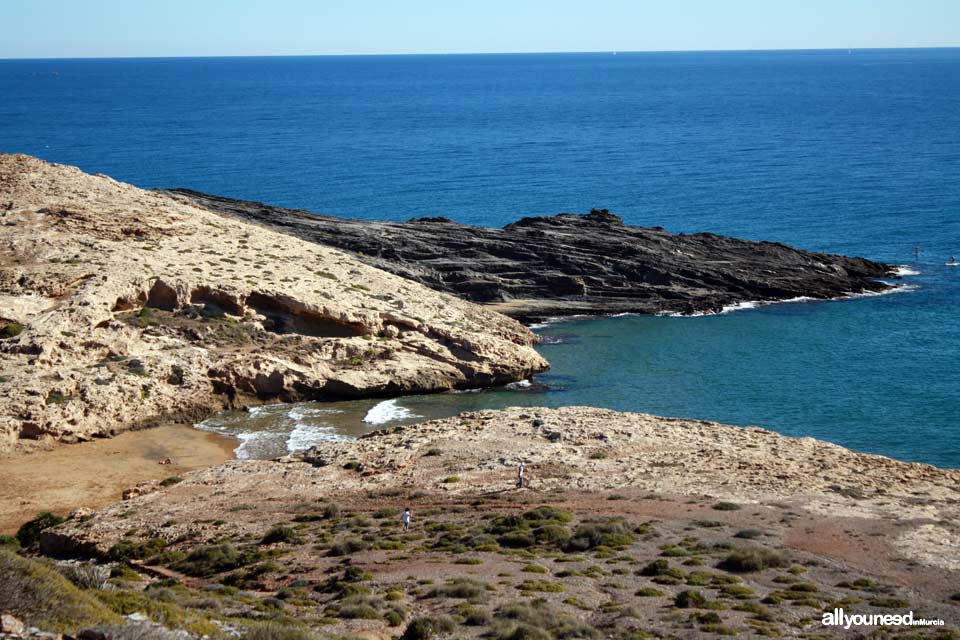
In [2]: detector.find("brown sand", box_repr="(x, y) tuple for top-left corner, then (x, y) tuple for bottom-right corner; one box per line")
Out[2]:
(0, 425), (236, 534)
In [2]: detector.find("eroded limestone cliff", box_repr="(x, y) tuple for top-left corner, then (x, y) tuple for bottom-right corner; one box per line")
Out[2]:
(0, 155), (547, 450)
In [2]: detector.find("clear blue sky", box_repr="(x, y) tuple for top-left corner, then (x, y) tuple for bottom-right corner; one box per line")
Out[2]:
(2, 0), (957, 59)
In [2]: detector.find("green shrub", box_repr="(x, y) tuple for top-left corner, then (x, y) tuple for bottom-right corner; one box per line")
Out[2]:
(498, 531), (535, 549)
(674, 590), (708, 608)
(517, 580), (564, 593)
(16, 512), (65, 548)
(159, 476), (182, 487)
(733, 529), (763, 539)
(712, 502), (741, 511)
(870, 598), (910, 608)
(108, 537), (166, 561)
(0, 550), (119, 632)
(521, 563), (548, 574)
(328, 537), (369, 557)
(442, 476), (460, 483)
(456, 603), (492, 625)
(0, 534), (20, 548)
(635, 587), (665, 597)
(260, 525), (301, 545)
(385, 608), (406, 626)
(427, 578), (489, 601)
(695, 612), (722, 624)
(0, 322), (24, 338)
(564, 518), (635, 552)
(496, 624), (552, 640)
(171, 543), (264, 577)
(523, 506), (573, 523)
(237, 621), (318, 640)
(400, 615), (456, 640)
(323, 503), (341, 519)
(717, 547), (787, 573)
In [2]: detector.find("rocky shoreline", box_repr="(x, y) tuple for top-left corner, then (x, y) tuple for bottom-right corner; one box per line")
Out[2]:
(0, 155), (545, 451)
(167, 190), (900, 322)
(24, 407), (960, 638)
(2, 157), (955, 638)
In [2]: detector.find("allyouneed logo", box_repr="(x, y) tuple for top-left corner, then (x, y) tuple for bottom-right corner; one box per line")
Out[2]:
(822, 608), (945, 630)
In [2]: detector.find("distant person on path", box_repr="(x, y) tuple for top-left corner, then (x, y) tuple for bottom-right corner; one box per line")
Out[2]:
(402, 507), (411, 531)
(517, 462), (525, 489)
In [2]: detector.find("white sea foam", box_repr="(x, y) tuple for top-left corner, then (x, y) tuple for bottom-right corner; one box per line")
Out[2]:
(895, 265), (921, 277)
(233, 431), (279, 460)
(505, 379), (533, 389)
(287, 405), (344, 421)
(657, 284), (917, 318)
(286, 424), (345, 453)
(362, 399), (421, 425)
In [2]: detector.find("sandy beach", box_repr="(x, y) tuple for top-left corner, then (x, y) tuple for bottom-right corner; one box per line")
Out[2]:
(0, 424), (236, 534)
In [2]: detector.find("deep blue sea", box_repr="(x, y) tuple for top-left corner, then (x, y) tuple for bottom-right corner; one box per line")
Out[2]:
(2, 50), (958, 466)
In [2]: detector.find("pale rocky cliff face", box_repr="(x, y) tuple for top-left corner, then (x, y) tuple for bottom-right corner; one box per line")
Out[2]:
(0, 155), (547, 450)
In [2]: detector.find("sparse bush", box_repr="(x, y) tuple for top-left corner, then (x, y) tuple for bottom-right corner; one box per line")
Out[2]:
(16, 511), (65, 548)
(400, 615), (456, 640)
(733, 529), (763, 539)
(521, 563), (549, 574)
(159, 476), (182, 487)
(89, 622), (186, 640)
(717, 547), (787, 573)
(635, 587), (665, 597)
(456, 603), (492, 626)
(328, 537), (369, 557)
(108, 537), (166, 561)
(171, 543), (264, 577)
(712, 502), (741, 511)
(496, 624), (552, 640)
(59, 562), (111, 590)
(323, 503), (341, 519)
(674, 590), (708, 608)
(564, 518), (635, 552)
(424, 448), (442, 457)
(385, 608), (406, 626)
(260, 525), (301, 545)
(517, 580), (564, 593)
(0, 534), (20, 548)
(427, 578), (489, 601)
(0, 550), (119, 632)
(240, 621), (317, 640)
(523, 506), (573, 523)
(870, 597), (910, 608)
(495, 601), (599, 639)
(0, 322), (24, 338)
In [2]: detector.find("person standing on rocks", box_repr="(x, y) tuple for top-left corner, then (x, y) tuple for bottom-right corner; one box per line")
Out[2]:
(517, 462), (526, 489)
(402, 507), (411, 531)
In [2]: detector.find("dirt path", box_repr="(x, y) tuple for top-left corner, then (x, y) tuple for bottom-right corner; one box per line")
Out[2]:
(0, 424), (236, 534)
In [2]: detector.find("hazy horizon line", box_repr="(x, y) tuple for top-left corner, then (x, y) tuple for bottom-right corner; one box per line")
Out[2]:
(3, 45), (958, 62)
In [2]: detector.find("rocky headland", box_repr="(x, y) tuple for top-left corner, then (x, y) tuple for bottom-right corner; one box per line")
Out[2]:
(0, 155), (546, 451)
(167, 190), (900, 321)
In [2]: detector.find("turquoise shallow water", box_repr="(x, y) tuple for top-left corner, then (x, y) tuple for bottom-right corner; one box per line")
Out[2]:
(2, 49), (958, 466)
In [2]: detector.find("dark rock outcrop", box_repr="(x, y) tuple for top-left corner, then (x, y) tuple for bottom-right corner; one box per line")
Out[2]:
(165, 191), (900, 322)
